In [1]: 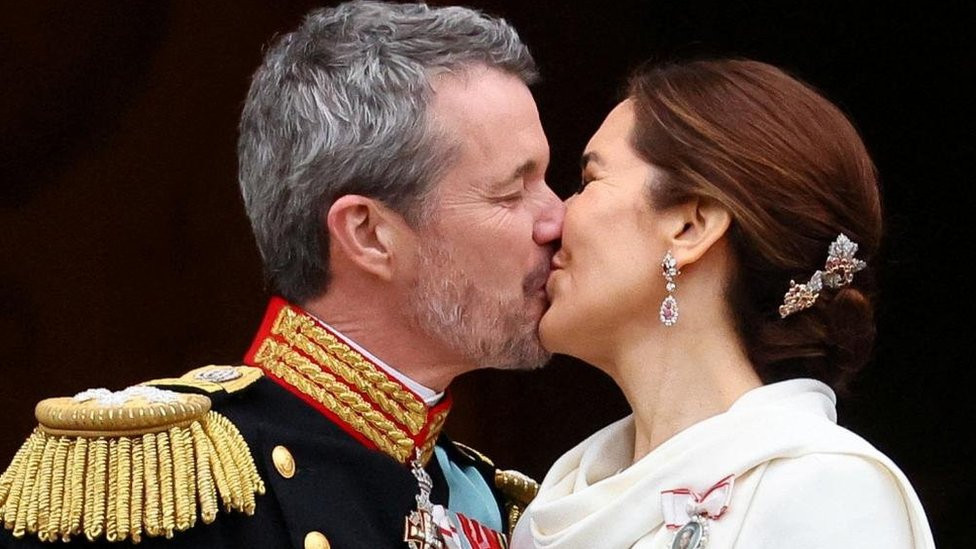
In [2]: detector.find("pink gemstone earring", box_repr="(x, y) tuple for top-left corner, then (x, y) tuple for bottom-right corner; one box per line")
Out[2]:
(660, 251), (680, 327)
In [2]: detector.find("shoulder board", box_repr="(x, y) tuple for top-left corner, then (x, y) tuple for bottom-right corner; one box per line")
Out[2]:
(143, 364), (263, 399)
(0, 381), (265, 544)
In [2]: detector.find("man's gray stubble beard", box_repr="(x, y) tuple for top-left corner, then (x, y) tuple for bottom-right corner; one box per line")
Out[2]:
(406, 239), (551, 371)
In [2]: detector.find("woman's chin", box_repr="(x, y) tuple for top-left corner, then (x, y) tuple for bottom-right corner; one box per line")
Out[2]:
(538, 307), (567, 354)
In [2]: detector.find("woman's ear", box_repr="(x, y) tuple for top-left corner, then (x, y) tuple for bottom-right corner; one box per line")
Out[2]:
(326, 195), (410, 281)
(666, 196), (732, 268)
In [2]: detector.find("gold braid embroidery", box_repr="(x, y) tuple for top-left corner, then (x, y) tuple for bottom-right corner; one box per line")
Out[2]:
(275, 308), (426, 434)
(255, 339), (414, 462)
(282, 348), (414, 450)
(417, 409), (450, 465)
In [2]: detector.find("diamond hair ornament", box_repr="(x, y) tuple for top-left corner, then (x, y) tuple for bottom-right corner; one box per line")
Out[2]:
(779, 234), (867, 318)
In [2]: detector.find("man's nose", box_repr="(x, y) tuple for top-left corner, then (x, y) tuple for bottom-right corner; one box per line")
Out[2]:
(533, 183), (565, 245)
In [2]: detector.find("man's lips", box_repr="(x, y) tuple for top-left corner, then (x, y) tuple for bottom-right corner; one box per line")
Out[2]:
(544, 251), (567, 297)
(524, 259), (553, 296)
(545, 272), (557, 298)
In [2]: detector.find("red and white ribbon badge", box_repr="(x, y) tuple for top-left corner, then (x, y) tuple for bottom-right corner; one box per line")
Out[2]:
(661, 474), (735, 529)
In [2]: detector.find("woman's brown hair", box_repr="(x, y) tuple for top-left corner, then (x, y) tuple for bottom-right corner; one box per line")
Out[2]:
(629, 59), (882, 391)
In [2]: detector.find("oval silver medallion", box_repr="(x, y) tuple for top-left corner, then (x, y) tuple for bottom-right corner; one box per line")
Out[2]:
(670, 519), (705, 549)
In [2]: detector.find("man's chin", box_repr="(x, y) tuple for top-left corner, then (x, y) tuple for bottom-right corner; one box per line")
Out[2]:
(485, 346), (551, 371)
(483, 313), (551, 371)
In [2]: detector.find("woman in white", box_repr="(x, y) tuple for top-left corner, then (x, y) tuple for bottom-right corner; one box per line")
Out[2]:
(512, 59), (934, 548)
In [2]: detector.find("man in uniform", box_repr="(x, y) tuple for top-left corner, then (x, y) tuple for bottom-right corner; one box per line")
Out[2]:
(0, 2), (562, 547)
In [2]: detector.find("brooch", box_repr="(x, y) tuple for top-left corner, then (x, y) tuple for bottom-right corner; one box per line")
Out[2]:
(661, 475), (734, 549)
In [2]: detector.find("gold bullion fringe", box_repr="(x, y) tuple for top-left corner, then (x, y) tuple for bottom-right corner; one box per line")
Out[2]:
(0, 411), (265, 544)
(495, 469), (540, 536)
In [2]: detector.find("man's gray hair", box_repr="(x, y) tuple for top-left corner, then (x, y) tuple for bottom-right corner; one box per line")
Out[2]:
(238, 0), (538, 303)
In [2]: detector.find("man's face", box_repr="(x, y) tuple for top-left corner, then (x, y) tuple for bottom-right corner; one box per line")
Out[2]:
(405, 67), (564, 371)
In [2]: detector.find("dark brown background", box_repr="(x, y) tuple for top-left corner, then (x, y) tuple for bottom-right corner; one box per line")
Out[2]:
(1, 2), (971, 546)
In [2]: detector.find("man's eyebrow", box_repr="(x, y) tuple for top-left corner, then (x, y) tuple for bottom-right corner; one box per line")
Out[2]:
(492, 160), (538, 188)
(513, 160), (538, 180)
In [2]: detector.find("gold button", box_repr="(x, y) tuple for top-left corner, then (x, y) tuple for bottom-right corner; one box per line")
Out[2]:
(304, 531), (330, 549)
(272, 445), (295, 479)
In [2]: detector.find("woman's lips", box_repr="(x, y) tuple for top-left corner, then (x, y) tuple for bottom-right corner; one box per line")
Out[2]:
(545, 268), (561, 298)
(550, 252), (567, 271)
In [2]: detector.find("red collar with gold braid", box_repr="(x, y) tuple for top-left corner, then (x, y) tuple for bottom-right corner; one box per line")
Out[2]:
(244, 297), (451, 466)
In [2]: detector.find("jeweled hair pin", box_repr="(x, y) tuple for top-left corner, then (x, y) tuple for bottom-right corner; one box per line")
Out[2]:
(779, 234), (867, 318)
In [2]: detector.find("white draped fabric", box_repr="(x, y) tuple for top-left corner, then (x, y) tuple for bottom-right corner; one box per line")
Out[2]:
(512, 379), (934, 548)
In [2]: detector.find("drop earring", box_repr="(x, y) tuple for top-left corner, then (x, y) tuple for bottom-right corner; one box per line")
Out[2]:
(660, 251), (680, 327)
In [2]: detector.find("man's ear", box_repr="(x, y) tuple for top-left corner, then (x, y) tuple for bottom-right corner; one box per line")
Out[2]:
(326, 195), (410, 281)
(666, 196), (732, 269)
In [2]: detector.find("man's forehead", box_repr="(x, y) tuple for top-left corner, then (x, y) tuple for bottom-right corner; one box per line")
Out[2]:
(429, 68), (548, 181)
(429, 67), (539, 128)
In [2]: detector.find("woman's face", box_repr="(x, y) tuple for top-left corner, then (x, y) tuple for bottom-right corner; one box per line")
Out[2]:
(540, 100), (669, 361)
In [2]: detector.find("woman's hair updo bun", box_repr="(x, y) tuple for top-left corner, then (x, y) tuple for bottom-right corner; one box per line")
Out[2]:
(628, 58), (882, 391)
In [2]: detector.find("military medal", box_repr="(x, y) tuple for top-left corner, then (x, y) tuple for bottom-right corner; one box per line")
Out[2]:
(404, 451), (445, 549)
(661, 475), (734, 549)
(403, 449), (511, 549)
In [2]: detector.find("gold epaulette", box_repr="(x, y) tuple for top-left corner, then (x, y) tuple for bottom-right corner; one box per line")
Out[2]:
(495, 469), (539, 534)
(0, 368), (266, 544)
